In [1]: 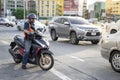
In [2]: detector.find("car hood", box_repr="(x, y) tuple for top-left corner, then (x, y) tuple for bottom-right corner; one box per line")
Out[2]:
(72, 24), (98, 29)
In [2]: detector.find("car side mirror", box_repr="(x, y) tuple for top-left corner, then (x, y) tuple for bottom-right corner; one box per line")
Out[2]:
(64, 22), (70, 25)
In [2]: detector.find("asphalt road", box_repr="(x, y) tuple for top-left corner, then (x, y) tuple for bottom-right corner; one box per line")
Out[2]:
(0, 26), (120, 80)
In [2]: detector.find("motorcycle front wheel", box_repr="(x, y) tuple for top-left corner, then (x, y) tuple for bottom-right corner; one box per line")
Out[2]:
(38, 51), (54, 71)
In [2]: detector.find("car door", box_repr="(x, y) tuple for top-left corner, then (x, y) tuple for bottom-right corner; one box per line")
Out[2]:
(59, 18), (70, 37)
(54, 18), (63, 36)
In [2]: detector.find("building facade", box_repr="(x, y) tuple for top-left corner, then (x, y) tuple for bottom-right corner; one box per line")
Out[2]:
(105, 0), (120, 15)
(1, 0), (39, 17)
(64, 0), (79, 16)
(38, 0), (56, 17)
(38, 0), (64, 17)
(1, 0), (24, 16)
(25, 0), (38, 11)
(56, 0), (64, 16)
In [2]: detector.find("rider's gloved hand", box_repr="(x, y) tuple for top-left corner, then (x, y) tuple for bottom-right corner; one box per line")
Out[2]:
(29, 32), (34, 35)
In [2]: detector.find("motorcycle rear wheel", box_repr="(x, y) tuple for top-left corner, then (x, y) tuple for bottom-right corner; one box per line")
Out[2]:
(38, 51), (54, 71)
(14, 48), (22, 63)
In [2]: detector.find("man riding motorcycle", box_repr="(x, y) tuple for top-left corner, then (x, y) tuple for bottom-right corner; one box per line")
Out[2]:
(22, 13), (36, 69)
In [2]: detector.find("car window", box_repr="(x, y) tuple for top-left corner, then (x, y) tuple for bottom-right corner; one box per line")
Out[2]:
(62, 18), (69, 24)
(69, 17), (89, 25)
(0, 19), (4, 22)
(54, 18), (62, 24)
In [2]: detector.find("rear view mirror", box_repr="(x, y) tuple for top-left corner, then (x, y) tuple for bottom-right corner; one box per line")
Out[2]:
(64, 22), (70, 25)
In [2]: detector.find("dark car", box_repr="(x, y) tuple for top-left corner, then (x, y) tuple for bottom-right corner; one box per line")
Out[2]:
(48, 16), (102, 45)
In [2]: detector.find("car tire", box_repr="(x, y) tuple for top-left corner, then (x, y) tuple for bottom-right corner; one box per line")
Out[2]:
(11, 25), (14, 27)
(6, 24), (9, 27)
(70, 32), (79, 45)
(110, 51), (120, 73)
(110, 29), (117, 34)
(91, 40), (99, 44)
(51, 30), (58, 41)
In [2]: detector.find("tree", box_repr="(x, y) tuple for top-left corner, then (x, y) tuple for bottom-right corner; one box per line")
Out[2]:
(12, 9), (24, 19)
(28, 9), (37, 14)
(95, 12), (99, 18)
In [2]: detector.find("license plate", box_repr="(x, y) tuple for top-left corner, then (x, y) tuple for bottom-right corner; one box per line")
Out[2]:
(91, 32), (96, 35)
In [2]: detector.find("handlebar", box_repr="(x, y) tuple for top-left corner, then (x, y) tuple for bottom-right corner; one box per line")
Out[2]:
(28, 29), (43, 40)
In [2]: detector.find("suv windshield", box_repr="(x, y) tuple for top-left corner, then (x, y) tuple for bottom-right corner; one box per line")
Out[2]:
(69, 17), (89, 25)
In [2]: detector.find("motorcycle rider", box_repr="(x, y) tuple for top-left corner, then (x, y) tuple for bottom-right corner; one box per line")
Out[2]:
(22, 13), (36, 69)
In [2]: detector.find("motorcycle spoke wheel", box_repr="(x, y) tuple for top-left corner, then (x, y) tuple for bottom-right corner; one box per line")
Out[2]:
(39, 53), (54, 71)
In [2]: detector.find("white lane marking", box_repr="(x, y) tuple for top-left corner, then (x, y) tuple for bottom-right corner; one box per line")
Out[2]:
(0, 40), (9, 45)
(70, 56), (85, 62)
(28, 73), (39, 80)
(50, 68), (72, 80)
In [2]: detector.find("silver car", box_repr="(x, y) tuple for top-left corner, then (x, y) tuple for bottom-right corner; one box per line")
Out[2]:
(101, 32), (120, 72)
(0, 18), (15, 27)
(49, 16), (101, 44)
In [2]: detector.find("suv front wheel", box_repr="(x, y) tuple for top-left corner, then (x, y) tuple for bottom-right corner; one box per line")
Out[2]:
(70, 32), (79, 45)
(51, 30), (58, 41)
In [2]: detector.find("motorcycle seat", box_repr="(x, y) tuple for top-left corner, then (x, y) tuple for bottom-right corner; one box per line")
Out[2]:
(14, 35), (24, 47)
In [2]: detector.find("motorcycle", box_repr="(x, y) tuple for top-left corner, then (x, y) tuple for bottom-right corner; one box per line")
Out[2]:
(9, 28), (54, 70)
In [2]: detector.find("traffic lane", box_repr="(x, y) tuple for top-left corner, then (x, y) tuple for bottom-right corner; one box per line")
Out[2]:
(49, 39), (101, 57)
(0, 27), (23, 40)
(0, 42), (61, 80)
(0, 36), (99, 80)
(0, 44), (11, 60)
(48, 39), (120, 80)
(57, 56), (120, 80)
(0, 27), (120, 80)
(0, 59), (97, 80)
(0, 63), (61, 80)
(0, 39), (95, 80)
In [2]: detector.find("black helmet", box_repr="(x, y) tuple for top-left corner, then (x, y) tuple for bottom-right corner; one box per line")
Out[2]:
(28, 13), (37, 19)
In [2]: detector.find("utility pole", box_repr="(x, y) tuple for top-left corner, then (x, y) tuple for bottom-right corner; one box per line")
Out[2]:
(24, 0), (26, 19)
(0, 0), (1, 17)
(4, 0), (6, 17)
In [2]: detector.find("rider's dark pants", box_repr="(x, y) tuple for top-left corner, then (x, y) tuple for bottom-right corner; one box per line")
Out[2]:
(22, 39), (32, 65)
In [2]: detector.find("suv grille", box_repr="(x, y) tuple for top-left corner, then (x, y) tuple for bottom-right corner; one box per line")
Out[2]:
(86, 32), (101, 36)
